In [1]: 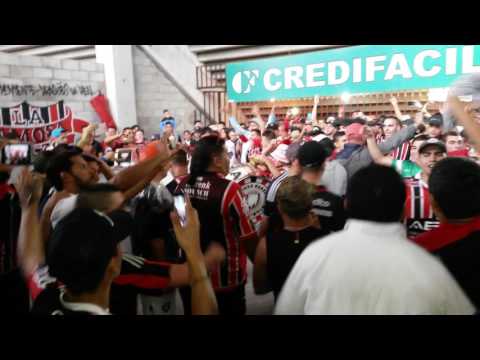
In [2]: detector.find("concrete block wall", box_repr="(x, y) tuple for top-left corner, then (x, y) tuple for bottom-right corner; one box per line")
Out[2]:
(0, 52), (106, 124)
(132, 46), (196, 138)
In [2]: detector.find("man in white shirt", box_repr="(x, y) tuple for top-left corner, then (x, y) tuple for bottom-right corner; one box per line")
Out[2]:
(275, 164), (475, 315)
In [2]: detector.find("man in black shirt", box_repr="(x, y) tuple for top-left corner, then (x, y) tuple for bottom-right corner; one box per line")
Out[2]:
(260, 141), (346, 238)
(253, 176), (329, 300)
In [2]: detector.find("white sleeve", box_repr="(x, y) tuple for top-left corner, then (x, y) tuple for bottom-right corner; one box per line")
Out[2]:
(241, 141), (251, 164)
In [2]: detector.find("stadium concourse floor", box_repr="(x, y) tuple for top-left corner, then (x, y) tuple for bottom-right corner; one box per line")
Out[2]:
(174, 260), (275, 315)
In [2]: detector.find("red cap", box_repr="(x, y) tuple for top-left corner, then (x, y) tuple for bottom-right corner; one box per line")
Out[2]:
(345, 123), (365, 143)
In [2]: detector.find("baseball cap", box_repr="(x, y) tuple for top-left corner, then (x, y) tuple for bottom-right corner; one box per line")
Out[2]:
(51, 128), (65, 138)
(428, 114), (443, 127)
(418, 138), (447, 154)
(401, 117), (415, 126)
(270, 143), (290, 164)
(332, 118), (343, 127)
(286, 142), (302, 163)
(47, 207), (133, 293)
(296, 141), (327, 168)
(345, 123), (365, 143)
(317, 137), (335, 158)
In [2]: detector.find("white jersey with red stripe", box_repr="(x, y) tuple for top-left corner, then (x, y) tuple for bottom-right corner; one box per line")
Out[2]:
(404, 177), (440, 239)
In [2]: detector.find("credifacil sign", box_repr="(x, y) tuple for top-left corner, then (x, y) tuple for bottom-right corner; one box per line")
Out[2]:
(226, 45), (480, 102)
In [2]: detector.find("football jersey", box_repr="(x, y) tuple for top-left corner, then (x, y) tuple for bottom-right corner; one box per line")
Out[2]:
(404, 178), (440, 239)
(377, 136), (411, 161)
(392, 160), (422, 179)
(390, 141), (411, 161)
(176, 172), (257, 290)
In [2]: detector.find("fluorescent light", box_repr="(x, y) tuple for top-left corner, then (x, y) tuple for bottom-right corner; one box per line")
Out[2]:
(341, 92), (351, 103)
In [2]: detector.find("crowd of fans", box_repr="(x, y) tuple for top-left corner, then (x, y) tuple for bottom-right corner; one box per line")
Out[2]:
(2, 80), (480, 315)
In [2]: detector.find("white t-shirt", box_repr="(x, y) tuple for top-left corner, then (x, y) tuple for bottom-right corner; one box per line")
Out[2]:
(226, 139), (240, 168)
(319, 160), (347, 197)
(275, 219), (475, 315)
(50, 194), (78, 229)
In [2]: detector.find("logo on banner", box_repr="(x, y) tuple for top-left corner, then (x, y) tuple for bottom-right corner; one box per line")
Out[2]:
(226, 45), (480, 102)
(232, 70), (260, 94)
(0, 101), (90, 149)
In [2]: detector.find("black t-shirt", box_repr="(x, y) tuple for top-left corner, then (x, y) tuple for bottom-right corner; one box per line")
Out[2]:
(263, 172), (346, 234)
(266, 226), (329, 300)
(131, 183), (181, 262)
(433, 230), (480, 309)
(312, 186), (347, 233)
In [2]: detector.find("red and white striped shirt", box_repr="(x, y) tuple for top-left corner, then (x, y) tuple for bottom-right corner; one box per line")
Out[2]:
(390, 141), (411, 161)
(377, 135), (411, 160)
(404, 178), (440, 239)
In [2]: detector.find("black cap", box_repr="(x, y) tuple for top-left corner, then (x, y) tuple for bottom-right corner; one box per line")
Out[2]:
(428, 113), (443, 127)
(317, 137), (335, 158)
(332, 118), (345, 128)
(296, 141), (327, 168)
(47, 208), (133, 293)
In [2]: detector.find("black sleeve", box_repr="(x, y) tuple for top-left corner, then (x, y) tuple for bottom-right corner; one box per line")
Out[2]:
(330, 194), (347, 231)
(312, 192), (347, 233)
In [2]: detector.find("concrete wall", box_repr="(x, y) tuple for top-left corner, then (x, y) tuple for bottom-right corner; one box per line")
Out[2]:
(132, 46), (196, 137)
(0, 52), (105, 122)
(95, 45), (137, 130)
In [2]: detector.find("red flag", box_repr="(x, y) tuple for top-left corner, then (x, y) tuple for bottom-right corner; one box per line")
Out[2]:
(90, 94), (117, 130)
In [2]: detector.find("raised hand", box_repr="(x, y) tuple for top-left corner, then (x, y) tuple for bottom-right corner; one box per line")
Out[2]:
(363, 126), (375, 140)
(14, 168), (44, 209)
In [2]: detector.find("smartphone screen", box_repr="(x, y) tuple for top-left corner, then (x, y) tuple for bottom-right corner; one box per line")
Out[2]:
(4, 144), (31, 165)
(173, 195), (187, 226)
(115, 149), (133, 167)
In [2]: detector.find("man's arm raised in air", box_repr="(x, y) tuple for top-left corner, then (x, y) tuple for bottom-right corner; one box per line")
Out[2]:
(365, 127), (394, 167)
(15, 169), (45, 279)
(110, 136), (171, 192)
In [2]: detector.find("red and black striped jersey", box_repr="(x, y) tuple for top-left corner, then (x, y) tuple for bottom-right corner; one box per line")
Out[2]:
(176, 173), (257, 291)
(404, 179), (440, 239)
(28, 255), (172, 305)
